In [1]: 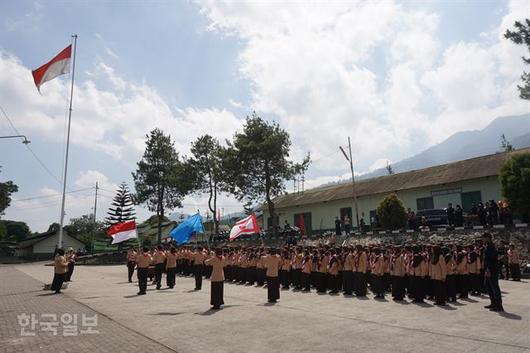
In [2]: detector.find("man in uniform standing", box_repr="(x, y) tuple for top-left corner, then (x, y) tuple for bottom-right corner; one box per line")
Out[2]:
(153, 245), (167, 290)
(51, 248), (68, 294)
(263, 248), (282, 303)
(483, 233), (503, 312)
(193, 247), (206, 290)
(136, 247), (152, 295)
(126, 247), (137, 283)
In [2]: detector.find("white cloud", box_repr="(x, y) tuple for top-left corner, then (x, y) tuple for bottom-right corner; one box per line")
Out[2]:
(0, 54), (243, 161)
(197, 0), (530, 178)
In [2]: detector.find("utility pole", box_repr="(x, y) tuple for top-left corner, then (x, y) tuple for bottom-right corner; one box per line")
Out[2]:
(339, 137), (359, 230)
(91, 182), (98, 254)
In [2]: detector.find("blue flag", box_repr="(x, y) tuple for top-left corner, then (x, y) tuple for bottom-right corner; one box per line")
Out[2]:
(169, 213), (204, 245)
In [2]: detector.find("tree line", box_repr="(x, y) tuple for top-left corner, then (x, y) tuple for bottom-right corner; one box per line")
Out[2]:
(132, 112), (310, 243)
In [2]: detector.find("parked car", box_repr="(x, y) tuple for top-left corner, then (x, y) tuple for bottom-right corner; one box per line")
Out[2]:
(416, 209), (449, 227)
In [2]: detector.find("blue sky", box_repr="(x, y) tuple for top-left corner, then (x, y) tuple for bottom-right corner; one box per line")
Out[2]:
(0, 0), (528, 232)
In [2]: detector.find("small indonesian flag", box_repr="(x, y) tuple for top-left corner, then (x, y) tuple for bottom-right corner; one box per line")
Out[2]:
(229, 214), (260, 241)
(107, 220), (137, 245)
(32, 44), (72, 92)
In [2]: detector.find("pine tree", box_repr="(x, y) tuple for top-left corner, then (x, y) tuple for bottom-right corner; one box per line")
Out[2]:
(105, 182), (136, 225)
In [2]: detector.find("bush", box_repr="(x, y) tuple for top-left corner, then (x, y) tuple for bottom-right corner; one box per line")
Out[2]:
(376, 193), (407, 230)
(500, 152), (530, 222)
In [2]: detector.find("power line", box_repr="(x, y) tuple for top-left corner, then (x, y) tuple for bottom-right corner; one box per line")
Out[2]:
(12, 187), (94, 202)
(0, 104), (63, 186)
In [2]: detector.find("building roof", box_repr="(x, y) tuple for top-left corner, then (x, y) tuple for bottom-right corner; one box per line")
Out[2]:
(16, 229), (82, 249)
(270, 148), (530, 210)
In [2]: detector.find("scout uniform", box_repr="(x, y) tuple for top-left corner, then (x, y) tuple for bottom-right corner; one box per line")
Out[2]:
(301, 254), (313, 292)
(391, 250), (406, 300)
(429, 253), (447, 305)
(342, 250), (354, 295)
(51, 253), (68, 293)
(444, 252), (457, 302)
(153, 248), (167, 290)
(205, 252), (226, 309)
(193, 249), (206, 290)
(263, 252), (282, 302)
(126, 249), (137, 283)
(371, 252), (386, 298)
(135, 250), (152, 295)
(354, 249), (368, 296)
(166, 250), (178, 288)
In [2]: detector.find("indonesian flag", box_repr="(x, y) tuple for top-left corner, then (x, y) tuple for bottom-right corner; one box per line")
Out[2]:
(229, 214), (260, 241)
(107, 220), (137, 245)
(32, 45), (72, 92)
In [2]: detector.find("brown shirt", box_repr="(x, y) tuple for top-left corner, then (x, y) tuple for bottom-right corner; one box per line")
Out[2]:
(154, 251), (166, 265)
(392, 255), (405, 277)
(54, 255), (68, 274)
(430, 256), (447, 281)
(135, 253), (152, 268)
(205, 256), (225, 282)
(357, 252), (368, 273)
(343, 253), (354, 271)
(166, 253), (177, 269)
(263, 255), (281, 277)
(193, 251), (206, 265)
(372, 256), (386, 276)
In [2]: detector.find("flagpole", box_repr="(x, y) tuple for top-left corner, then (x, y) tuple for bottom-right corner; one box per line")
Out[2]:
(58, 34), (78, 249)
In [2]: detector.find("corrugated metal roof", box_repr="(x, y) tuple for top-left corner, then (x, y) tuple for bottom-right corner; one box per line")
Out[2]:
(271, 148), (530, 209)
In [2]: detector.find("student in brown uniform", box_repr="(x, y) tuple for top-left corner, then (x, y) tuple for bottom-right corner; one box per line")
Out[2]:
(263, 248), (282, 303)
(455, 246), (469, 299)
(429, 245), (447, 306)
(280, 250), (291, 290)
(342, 247), (354, 296)
(205, 248), (225, 310)
(410, 247), (425, 303)
(371, 248), (386, 299)
(193, 247), (206, 290)
(126, 248), (137, 283)
(301, 250), (313, 292)
(328, 249), (340, 294)
(444, 247), (457, 302)
(51, 248), (68, 294)
(153, 245), (167, 290)
(391, 247), (406, 301)
(354, 245), (368, 297)
(166, 247), (177, 288)
(136, 247), (152, 295)
(317, 250), (329, 293)
(65, 248), (76, 282)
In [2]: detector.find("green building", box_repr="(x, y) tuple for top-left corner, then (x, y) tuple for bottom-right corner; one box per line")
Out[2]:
(263, 148), (529, 233)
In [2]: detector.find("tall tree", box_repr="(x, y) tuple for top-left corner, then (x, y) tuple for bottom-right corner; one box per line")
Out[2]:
(1, 220), (30, 242)
(224, 113), (310, 235)
(188, 135), (228, 235)
(105, 182), (136, 225)
(132, 129), (190, 243)
(504, 19), (530, 100)
(64, 214), (106, 247)
(0, 166), (18, 216)
(499, 152), (530, 222)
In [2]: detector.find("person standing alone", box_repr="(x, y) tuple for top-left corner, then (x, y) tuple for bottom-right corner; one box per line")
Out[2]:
(483, 233), (503, 312)
(51, 248), (68, 294)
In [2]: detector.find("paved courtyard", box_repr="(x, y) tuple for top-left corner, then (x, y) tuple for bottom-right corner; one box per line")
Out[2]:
(1, 263), (529, 353)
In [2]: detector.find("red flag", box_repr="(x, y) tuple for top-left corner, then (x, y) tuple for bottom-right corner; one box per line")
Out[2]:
(107, 220), (137, 245)
(298, 214), (306, 235)
(229, 214), (260, 241)
(32, 45), (72, 92)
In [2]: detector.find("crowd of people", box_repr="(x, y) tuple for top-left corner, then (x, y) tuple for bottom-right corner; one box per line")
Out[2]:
(119, 233), (520, 312)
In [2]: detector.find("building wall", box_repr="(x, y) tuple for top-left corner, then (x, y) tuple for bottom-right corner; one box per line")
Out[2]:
(33, 233), (86, 254)
(264, 176), (501, 232)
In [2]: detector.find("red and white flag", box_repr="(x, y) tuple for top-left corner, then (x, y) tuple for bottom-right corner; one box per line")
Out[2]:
(229, 214), (260, 241)
(32, 44), (72, 92)
(107, 220), (137, 245)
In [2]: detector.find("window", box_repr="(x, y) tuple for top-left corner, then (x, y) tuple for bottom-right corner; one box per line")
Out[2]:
(416, 197), (434, 210)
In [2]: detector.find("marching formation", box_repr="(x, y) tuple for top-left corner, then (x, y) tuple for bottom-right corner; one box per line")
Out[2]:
(124, 233), (515, 312)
